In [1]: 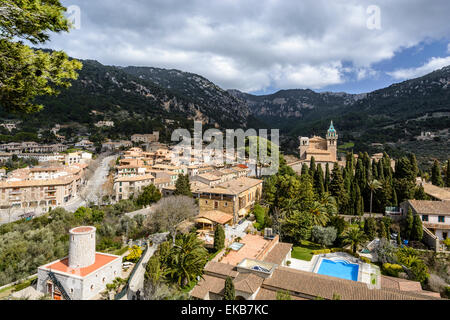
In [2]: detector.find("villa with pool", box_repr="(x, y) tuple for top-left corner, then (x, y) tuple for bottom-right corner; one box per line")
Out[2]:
(191, 234), (441, 300)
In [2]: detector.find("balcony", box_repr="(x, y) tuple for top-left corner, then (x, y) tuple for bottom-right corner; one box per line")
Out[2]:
(423, 222), (450, 230)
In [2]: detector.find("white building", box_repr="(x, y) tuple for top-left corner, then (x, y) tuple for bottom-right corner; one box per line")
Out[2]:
(37, 226), (122, 300)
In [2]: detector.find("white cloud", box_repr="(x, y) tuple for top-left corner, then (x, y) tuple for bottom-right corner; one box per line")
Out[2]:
(387, 56), (450, 80)
(43, 0), (450, 92)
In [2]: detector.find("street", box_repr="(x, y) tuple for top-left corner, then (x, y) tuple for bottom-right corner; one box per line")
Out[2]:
(0, 154), (116, 225)
(64, 154), (116, 212)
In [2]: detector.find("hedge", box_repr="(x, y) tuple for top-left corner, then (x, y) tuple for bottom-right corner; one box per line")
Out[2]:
(382, 263), (403, 277)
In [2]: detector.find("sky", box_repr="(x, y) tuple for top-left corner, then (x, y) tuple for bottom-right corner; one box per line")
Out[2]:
(43, 0), (450, 95)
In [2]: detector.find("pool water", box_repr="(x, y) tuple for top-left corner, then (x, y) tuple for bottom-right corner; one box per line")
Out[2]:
(229, 242), (244, 251)
(317, 259), (359, 281)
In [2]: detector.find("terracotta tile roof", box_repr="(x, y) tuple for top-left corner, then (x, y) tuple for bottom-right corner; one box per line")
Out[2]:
(263, 242), (293, 265)
(115, 174), (155, 182)
(40, 253), (120, 278)
(204, 261), (239, 278)
(191, 275), (225, 299)
(196, 211), (234, 225)
(407, 200), (450, 215)
(198, 177), (263, 196)
(262, 267), (440, 300)
(380, 275), (441, 297)
(255, 288), (306, 300)
(233, 273), (264, 294)
(422, 183), (450, 201)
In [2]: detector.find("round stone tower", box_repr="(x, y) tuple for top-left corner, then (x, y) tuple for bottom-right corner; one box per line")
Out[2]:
(68, 226), (96, 269)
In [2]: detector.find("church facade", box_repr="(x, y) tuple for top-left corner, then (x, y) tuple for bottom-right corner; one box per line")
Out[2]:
(297, 121), (338, 171)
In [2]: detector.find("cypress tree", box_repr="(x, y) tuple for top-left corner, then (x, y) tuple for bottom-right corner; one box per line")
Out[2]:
(446, 160), (450, 188)
(313, 164), (325, 197)
(397, 232), (402, 246)
(377, 160), (384, 180)
(364, 217), (377, 240)
(214, 225), (225, 252)
(409, 154), (419, 179)
(309, 157), (316, 178)
(324, 163), (331, 192)
(405, 208), (414, 240)
(355, 159), (366, 192)
(301, 163), (309, 176)
(355, 184), (363, 216)
(224, 276), (235, 300)
(392, 189), (398, 207)
(411, 214), (423, 241)
(379, 220), (387, 239)
(372, 161), (378, 180)
(431, 160), (444, 187)
(330, 163), (348, 213)
(414, 185), (428, 200)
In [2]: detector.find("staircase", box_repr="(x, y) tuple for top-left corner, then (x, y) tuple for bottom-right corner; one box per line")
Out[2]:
(48, 271), (71, 300)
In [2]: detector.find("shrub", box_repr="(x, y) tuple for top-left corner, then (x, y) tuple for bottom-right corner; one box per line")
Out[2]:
(382, 263), (403, 277)
(311, 249), (331, 255)
(444, 238), (450, 249)
(444, 286), (450, 299)
(360, 257), (371, 264)
(286, 260), (291, 266)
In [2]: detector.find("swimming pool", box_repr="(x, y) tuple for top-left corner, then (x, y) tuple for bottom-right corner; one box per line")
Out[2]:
(317, 259), (359, 281)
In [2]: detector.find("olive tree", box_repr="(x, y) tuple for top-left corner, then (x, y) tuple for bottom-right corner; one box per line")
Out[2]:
(145, 196), (198, 245)
(311, 226), (337, 247)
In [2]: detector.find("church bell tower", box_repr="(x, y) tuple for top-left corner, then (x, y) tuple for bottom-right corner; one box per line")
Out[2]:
(326, 121), (338, 162)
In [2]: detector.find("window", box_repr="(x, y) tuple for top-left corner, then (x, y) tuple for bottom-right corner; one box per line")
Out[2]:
(90, 284), (94, 291)
(438, 216), (445, 223)
(422, 215), (429, 222)
(214, 201), (219, 209)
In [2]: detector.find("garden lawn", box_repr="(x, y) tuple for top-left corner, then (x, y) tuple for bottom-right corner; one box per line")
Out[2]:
(291, 240), (322, 261)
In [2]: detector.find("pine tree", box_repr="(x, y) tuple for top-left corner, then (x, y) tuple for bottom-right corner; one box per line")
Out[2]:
(223, 276), (235, 300)
(214, 225), (225, 252)
(174, 174), (192, 197)
(411, 214), (423, 241)
(431, 160), (444, 187)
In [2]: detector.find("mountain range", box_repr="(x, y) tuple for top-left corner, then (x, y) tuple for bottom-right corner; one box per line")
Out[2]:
(0, 56), (449, 164)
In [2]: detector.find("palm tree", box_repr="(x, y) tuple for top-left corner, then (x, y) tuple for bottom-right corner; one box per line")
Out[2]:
(168, 233), (209, 287)
(343, 226), (367, 253)
(309, 201), (330, 227)
(318, 193), (338, 216)
(368, 179), (382, 216)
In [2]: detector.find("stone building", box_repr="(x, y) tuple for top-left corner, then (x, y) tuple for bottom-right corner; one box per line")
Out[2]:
(196, 177), (263, 225)
(37, 226), (122, 300)
(297, 121), (338, 171)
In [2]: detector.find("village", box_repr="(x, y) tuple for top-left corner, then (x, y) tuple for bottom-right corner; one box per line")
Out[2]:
(0, 121), (448, 301)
